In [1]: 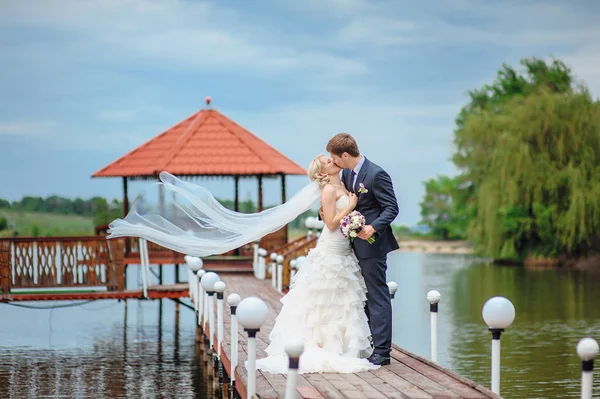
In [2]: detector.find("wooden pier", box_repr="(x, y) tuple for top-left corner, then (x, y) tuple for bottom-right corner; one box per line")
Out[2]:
(204, 274), (502, 399)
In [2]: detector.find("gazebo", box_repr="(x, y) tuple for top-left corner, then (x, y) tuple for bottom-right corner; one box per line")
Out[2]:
(92, 98), (307, 257)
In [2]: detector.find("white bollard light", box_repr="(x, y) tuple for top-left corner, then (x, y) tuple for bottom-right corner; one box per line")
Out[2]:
(284, 340), (305, 399)
(290, 259), (297, 281)
(276, 254), (284, 293)
(201, 272), (220, 350)
(237, 297), (269, 399)
(387, 282), (398, 310)
(214, 281), (226, 359)
(314, 219), (324, 237)
(305, 217), (314, 237)
(296, 256), (307, 269)
(426, 290), (441, 363)
(228, 293), (242, 385)
(482, 296), (515, 395)
(577, 337), (599, 399)
(387, 281), (398, 338)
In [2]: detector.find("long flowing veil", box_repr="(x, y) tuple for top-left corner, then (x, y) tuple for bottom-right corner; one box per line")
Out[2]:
(107, 172), (321, 256)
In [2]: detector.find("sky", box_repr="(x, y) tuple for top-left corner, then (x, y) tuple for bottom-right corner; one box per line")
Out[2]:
(1, 0), (599, 226)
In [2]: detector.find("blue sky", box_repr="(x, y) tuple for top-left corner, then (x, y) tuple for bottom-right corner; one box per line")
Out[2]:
(1, 0), (599, 225)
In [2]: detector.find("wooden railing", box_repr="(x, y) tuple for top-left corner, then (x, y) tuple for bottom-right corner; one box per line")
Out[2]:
(0, 236), (125, 298)
(97, 223), (288, 262)
(274, 235), (318, 291)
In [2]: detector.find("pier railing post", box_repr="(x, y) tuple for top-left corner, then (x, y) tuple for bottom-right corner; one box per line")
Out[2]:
(427, 289), (441, 363)
(215, 281), (226, 359)
(214, 281), (226, 398)
(284, 340), (304, 399)
(256, 248), (267, 280)
(197, 270), (206, 325)
(200, 272), (220, 350)
(577, 337), (598, 399)
(290, 259), (297, 282)
(252, 241), (260, 272)
(237, 297), (269, 399)
(269, 253), (277, 289)
(185, 255), (203, 308)
(387, 281), (398, 339)
(482, 296), (515, 395)
(228, 293), (242, 386)
(276, 254), (284, 293)
(138, 238), (149, 298)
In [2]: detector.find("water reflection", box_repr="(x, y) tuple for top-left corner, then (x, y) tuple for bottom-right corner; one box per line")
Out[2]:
(388, 252), (600, 399)
(0, 266), (208, 399)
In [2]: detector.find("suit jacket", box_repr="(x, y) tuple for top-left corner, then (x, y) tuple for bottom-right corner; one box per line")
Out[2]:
(342, 157), (399, 259)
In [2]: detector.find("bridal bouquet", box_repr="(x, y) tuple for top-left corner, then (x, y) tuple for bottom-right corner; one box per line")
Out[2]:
(340, 211), (375, 244)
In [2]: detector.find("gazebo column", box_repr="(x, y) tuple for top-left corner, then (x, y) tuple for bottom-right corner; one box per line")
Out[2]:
(281, 174), (288, 243)
(122, 177), (130, 216)
(281, 174), (286, 203)
(258, 175), (263, 212)
(234, 176), (240, 212)
(122, 176), (131, 261)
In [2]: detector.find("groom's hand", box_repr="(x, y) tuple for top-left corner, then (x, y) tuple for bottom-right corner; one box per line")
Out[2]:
(358, 225), (375, 240)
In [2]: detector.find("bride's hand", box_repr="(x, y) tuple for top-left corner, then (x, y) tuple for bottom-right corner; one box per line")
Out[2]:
(347, 192), (358, 209)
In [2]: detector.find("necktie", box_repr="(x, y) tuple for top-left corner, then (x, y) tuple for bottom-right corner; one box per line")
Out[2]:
(350, 170), (356, 192)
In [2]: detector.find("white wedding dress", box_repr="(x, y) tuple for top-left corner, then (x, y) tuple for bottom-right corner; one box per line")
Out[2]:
(255, 195), (378, 374)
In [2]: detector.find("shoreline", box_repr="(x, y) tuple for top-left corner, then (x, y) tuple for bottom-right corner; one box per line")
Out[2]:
(396, 239), (473, 254)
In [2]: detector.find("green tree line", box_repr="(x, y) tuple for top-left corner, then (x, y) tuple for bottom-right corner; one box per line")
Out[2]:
(0, 195), (315, 234)
(0, 196), (123, 227)
(419, 57), (600, 262)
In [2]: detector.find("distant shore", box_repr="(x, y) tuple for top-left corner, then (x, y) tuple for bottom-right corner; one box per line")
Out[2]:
(396, 239), (473, 254)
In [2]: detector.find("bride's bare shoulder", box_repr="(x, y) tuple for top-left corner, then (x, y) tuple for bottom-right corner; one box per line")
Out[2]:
(321, 184), (336, 197)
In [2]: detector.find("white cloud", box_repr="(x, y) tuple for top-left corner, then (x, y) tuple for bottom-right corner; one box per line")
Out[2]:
(0, 121), (55, 135)
(0, 0), (368, 78)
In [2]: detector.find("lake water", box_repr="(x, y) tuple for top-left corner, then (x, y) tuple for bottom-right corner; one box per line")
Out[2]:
(1, 253), (599, 398)
(387, 252), (600, 399)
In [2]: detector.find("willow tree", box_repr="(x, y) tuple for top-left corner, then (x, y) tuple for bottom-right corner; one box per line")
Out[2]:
(461, 86), (600, 259)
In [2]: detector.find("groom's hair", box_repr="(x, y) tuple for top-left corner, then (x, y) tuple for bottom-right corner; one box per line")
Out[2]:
(326, 133), (360, 157)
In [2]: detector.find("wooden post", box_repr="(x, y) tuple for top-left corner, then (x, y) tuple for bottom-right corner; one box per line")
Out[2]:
(107, 239), (126, 291)
(258, 175), (264, 212)
(0, 241), (11, 299)
(234, 176), (240, 212)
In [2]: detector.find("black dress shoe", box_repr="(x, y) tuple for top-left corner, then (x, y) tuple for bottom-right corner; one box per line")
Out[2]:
(367, 353), (391, 366)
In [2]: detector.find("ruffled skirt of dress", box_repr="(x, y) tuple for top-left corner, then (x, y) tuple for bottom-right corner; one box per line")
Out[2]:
(254, 231), (377, 374)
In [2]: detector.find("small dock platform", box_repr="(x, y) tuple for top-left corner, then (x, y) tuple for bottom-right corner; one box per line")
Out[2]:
(208, 274), (502, 399)
(2, 283), (189, 302)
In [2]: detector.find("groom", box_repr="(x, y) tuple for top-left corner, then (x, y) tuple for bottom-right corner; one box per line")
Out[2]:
(327, 133), (399, 366)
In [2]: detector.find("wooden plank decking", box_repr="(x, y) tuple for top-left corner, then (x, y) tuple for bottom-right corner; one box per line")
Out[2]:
(207, 274), (502, 399)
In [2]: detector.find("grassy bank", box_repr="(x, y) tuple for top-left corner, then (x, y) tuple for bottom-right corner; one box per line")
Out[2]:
(0, 210), (94, 237)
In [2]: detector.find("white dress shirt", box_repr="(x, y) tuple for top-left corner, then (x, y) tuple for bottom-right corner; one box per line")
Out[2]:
(351, 156), (365, 190)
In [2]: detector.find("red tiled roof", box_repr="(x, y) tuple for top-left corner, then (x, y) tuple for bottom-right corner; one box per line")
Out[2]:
(92, 109), (306, 177)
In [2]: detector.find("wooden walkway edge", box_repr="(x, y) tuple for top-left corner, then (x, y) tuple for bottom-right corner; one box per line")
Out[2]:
(204, 274), (503, 399)
(1, 283), (189, 302)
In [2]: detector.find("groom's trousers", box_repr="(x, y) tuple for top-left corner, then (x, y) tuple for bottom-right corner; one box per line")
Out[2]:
(358, 255), (392, 357)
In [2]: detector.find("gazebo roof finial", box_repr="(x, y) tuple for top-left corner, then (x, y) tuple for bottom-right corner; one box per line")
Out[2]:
(205, 96), (212, 108)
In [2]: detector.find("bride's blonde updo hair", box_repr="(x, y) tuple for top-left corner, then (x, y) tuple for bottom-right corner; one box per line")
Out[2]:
(308, 155), (331, 188)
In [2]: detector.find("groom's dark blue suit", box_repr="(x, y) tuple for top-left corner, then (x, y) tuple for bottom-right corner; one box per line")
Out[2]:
(342, 157), (399, 357)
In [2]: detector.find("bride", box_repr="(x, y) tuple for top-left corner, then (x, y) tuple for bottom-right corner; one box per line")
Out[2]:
(107, 155), (378, 373)
(255, 155), (377, 374)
